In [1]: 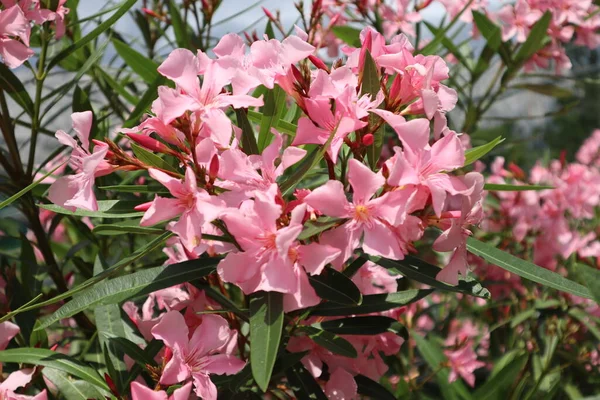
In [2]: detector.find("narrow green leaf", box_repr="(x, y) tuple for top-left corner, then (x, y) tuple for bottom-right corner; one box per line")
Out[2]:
(250, 291), (284, 392)
(108, 337), (158, 367)
(315, 316), (407, 339)
(236, 108), (259, 155)
(130, 142), (179, 173)
(360, 50), (383, 169)
(366, 254), (490, 298)
(42, 369), (109, 400)
(39, 200), (146, 218)
(0, 63), (34, 115)
(38, 256), (216, 328)
(285, 363), (328, 400)
(308, 267), (362, 306)
(48, 0), (137, 70)
(484, 183), (554, 191)
(298, 217), (345, 241)
(99, 184), (168, 194)
(513, 12), (552, 64)
(511, 83), (573, 98)
(93, 222), (163, 236)
(96, 304), (128, 392)
(331, 26), (361, 47)
(265, 20), (276, 39)
(0, 348), (109, 391)
(258, 85), (286, 151)
(112, 38), (159, 84)
(419, 0), (474, 56)
(122, 75), (166, 129)
(167, 0), (189, 48)
(466, 237), (593, 299)
(355, 374), (396, 400)
(0, 162), (66, 210)
(464, 136), (505, 166)
(577, 264), (600, 305)
(473, 354), (528, 400)
(297, 326), (357, 358)
(248, 110), (297, 136)
(311, 289), (433, 316)
(472, 11), (502, 50)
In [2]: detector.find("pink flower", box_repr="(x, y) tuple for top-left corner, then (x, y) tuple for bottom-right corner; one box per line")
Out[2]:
(48, 111), (111, 211)
(325, 368), (358, 400)
(140, 167), (224, 252)
(0, 5), (33, 68)
(497, 0), (543, 42)
(444, 343), (485, 387)
(151, 311), (245, 400)
(0, 321), (19, 349)
(0, 368), (47, 400)
(130, 381), (193, 400)
(304, 159), (419, 267)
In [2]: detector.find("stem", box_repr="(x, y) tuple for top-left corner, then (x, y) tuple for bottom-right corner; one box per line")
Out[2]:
(26, 30), (49, 178)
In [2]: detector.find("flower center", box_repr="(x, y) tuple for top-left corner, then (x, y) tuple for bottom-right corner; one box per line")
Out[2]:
(353, 204), (371, 222)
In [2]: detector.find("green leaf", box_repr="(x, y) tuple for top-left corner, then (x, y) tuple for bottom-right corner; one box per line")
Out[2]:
(0, 348), (109, 391)
(484, 183), (554, 191)
(29, 321), (48, 348)
(315, 316), (407, 339)
(112, 38), (159, 84)
(472, 11), (502, 50)
(99, 184), (168, 194)
(168, 0), (189, 48)
(413, 333), (473, 400)
(93, 221), (164, 236)
(39, 200), (146, 218)
(48, 0), (137, 70)
(0, 63), (34, 115)
(297, 326), (357, 358)
(248, 110), (297, 136)
(130, 142), (179, 174)
(38, 256), (217, 328)
(297, 217), (345, 241)
(122, 75), (166, 129)
(360, 49), (383, 169)
(109, 337), (158, 367)
(464, 136), (505, 166)
(419, 0), (474, 56)
(355, 374), (396, 400)
(510, 83), (573, 98)
(258, 85), (286, 151)
(42, 369), (109, 400)
(577, 264), (600, 305)
(0, 161), (66, 210)
(285, 363), (328, 400)
(311, 289), (432, 316)
(265, 20), (276, 39)
(250, 291), (285, 392)
(331, 26), (361, 47)
(466, 237), (593, 299)
(308, 267), (362, 305)
(473, 354), (528, 400)
(366, 254), (490, 298)
(236, 108), (259, 155)
(96, 304), (128, 392)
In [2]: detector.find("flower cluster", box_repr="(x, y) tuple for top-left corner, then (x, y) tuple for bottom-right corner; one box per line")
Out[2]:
(0, 0), (68, 68)
(45, 27), (487, 396)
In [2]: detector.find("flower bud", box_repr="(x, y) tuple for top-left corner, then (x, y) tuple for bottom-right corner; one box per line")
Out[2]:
(134, 201), (153, 212)
(127, 133), (174, 155)
(362, 133), (374, 146)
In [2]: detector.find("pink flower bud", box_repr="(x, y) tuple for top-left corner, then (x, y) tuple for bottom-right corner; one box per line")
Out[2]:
(127, 133), (172, 155)
(134, 201), (153, 212)
(209, 154), (219, 179)
(309, 55), (329, 72)
(362, 133), (374, 146)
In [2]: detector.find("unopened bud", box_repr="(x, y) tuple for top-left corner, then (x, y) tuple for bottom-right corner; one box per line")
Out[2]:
(134, 201), (153, 212)
(262, 7), (276, 21)
(141, 8), (161, 19)
(309, 55), (329, 72)
(127, 133), (173, 155)
(209, 154), (219, 179)
(362, 133), (374, 146)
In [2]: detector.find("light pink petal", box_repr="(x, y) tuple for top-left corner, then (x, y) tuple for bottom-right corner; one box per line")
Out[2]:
(426, 174), (469, 217)
(203, 354), (246, 375)
(421, 89), (439, 120)
(170, 210), (204, 252)
(71, 111), (93, 149)
(55, 130), (77, 149)
(283, 265), (321, 312)
(436, 244), (468, 286)
(325, 369), (358, 400)
(298, 242), (341, 275)
(140, 196), (183, 226)
(0, 37), (34, 68)
(63, 174), (98, 211)
(281, 35), (315, 65)
(219, 148), (262, 183)
(148, 168), (185, 197)
(130, 382), (168, 400)
(171, 382), (194, 400)
(0, 6), (29, 39)
(155, 86), (198, 124)
(48, 175), (80, 212)
(319, 224), (361, 270)
(160, 352), (191, 386)
(220, 211), (263, 251)
(151, 311), (189, 351)
(303, 180), (350, 218)
(255, 256), (298, 293)
(218, 93), (264, 109)
(0, 321), (19, 350)
(347, 159), (384, 204)
(362, 219), (405, 259)
(433, 223), (463, 252)
(213, 33), (246, 58)
(387, 150), (420, 187)
(429, 132), (465, 172)
(192, 373), (218, 400)
(188, 314), (231, 356)
(275, 224), (302, 256)
(0, 368), (34, 391)
(292, 117), (330, 146)
(157, 48), (201, 98)
(279, 146), (307, 174)
(217, 250), (261, 287)
(203, 108), (233, 148)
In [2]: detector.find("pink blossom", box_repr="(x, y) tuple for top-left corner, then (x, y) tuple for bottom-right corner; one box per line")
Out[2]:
(48, 111), (112, 211)
(151, 311), (245, 400)
(497, 0), (543, 42)
(130, 381), (193, 400)
(0, 5), (33, 68)
(0, 368), (47, 400)
(444, 343), (485, 387)
(0, 320), (19, 349)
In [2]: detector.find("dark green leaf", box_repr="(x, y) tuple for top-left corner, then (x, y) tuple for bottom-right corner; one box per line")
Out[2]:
(297, 326), (357, 358)
(39, 200), (146, 218)
(42, 369), (109, 400)
(0, 63), (34, 115)
(48, 0), (137, 70)
(355, 374), (396, 400)
(285, 363), (328, 400)
(0, 348), (109, 391)
(308, 267), (362, 305)
(168, 0), (190, 48)
(93, 222), (163, 236)
(315, 316), (407, 339)
(331, 26), (361, 47)
(472, 11), (502, 50)
(236, 108), (259, 155)
(96, 304), (128, 392)
(577, 264), (600, 305)
(312, 289), (432, 316)
(258, 85), (286, 151)
(99, 184), (168, 194)
(108, 337), (158, 367)
(484, 183), (554, 191)
(360, 50), (383, 169)
(248, 110), (297, 136)
(298, 217), (345, 241)
(38, 256), (217, 328)
(466, 238), (592, 299)
(0, 162), (66, 210)
(473, 354), (528, 400)
(250, 291), (284, 392)
(112, 38), (159, 84)
(130, 142), (179, 173)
